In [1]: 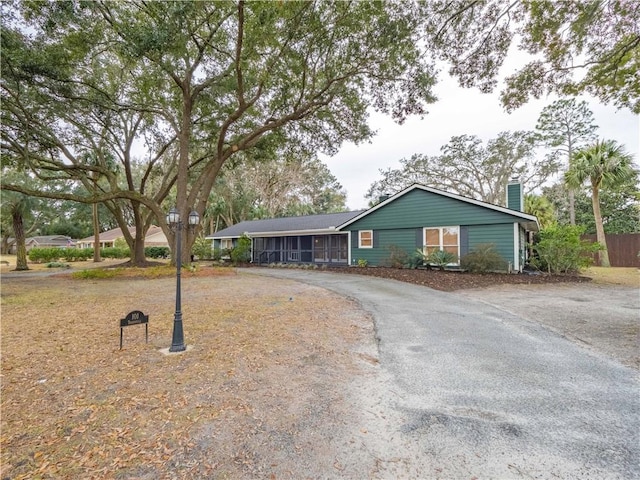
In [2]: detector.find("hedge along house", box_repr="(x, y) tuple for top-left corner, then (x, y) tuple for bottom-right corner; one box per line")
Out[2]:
(209, 181), (539, 271)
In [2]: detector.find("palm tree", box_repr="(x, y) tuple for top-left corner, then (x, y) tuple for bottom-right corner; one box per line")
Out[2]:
(565, 140), (636, 267)
(525, 194), (557, 230)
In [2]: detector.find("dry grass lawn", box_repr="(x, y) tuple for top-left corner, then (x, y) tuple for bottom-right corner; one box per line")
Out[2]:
(582, 266), (639, 287)
(1, 267), (374, 479)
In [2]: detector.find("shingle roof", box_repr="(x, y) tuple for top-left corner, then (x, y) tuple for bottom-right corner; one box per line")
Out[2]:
(209, 210), (366, 238)
(78, 226), (164, 243)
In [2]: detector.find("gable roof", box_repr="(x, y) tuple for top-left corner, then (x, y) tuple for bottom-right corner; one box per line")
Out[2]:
(78, 226), (165, 243)
(337, 183), (539, 231)
(208, 210), (366, 238)
(27, 235), (74, 246)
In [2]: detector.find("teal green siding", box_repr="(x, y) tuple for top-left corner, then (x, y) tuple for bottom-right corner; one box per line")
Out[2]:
(467, 224), (514, 265)
(507, 183), (523, 211)
(352, 228), (416, 266)
(345, 189), (523, 267)
(347, 189), (521, 230)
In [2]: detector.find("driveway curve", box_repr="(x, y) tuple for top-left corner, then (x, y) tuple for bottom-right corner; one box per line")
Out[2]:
(247, 268), (639, 479)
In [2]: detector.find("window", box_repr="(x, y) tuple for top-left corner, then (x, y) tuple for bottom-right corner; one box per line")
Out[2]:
(220, 238), (233, 250)
(424, 226), (459, 260)
(358, 230), (373, 248)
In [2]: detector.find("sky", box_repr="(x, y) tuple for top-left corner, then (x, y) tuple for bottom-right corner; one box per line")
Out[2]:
(320, 76), (640, 211)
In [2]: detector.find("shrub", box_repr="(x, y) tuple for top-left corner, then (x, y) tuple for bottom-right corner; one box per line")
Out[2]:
(460, 244), (507, 273)
(357, 258), (368, 267)
(29, 247), (63, 263)
(191, 237), (213, 260)
(46, 262), (70, 269)
(101, 247), (130, 259)
(212, 248), (224, 261)
(531, 224), (602, 274)
(427, 249), (457, 269)
(384, 245), (411, 268)
(145, 246), (170, 259)
(408, 249), (427, 269)
(230, 234), (251, 264)
(62, 248), (93, 262)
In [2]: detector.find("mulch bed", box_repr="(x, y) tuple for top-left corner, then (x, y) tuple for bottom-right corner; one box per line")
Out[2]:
(324, 266), (591, 291)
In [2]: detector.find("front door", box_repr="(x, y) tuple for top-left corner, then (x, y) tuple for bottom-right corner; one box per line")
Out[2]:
(313, 236), (328, 262)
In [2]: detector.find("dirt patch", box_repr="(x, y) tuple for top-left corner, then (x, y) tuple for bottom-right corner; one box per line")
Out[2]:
(0, 270), (376, 479)
(459, 283), (640, 370)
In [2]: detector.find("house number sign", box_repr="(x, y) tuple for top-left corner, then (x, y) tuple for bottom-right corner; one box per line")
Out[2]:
(119, 310), (149, 350)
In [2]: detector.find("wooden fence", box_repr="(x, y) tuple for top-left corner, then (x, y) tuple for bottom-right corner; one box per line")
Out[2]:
(582, 233), (640, 267)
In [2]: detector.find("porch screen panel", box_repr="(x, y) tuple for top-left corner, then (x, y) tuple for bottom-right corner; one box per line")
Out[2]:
(330, 235), (348, 262)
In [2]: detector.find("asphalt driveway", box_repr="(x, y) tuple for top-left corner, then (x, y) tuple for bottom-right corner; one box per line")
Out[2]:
(248, 268), (640, 479)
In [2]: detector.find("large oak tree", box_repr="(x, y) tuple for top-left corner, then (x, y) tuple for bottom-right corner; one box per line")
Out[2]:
(2, 1), (437, 264)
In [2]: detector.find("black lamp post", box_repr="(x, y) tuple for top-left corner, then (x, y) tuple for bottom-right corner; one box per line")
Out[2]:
(166, 207), (200, 352)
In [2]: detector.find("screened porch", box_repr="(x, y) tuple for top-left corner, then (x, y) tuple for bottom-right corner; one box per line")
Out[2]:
(253, 234), (349, 265)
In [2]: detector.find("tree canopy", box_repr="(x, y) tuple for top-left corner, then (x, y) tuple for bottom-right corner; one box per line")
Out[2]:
(366, 131), (558, 205)
(426, 0), (640, 113)
(1, 1), (437, 263)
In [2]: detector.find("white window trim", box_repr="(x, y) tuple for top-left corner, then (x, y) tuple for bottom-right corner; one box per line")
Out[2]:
(220, 238), (234, 250)
(358, 230), (374, 249)
(423, 226), (460, 264)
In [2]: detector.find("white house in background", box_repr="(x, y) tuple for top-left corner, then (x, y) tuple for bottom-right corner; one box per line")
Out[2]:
(77, 226), (169, 249)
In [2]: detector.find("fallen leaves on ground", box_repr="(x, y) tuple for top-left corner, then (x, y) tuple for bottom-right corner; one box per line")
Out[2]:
(1, 268), (374, 479)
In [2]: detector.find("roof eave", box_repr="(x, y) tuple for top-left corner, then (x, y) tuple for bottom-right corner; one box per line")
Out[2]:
(207, 227), (342, 239)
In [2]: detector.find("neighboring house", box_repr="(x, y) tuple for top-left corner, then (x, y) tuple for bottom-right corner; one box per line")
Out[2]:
(208, 181), (539, 272)
(8, 235), (75, 254)
(77, 226), (169, 249)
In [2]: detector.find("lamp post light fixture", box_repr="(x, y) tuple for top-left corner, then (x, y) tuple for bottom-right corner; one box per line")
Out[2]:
(166, 207), (200, 352)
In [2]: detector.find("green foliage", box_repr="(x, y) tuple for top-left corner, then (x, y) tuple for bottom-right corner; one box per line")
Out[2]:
(72, 268), (122, 280)
(565, 139), (637, 267)
(524, 194), (556, 230)
(408, 249), (426, 269)
(531, 225), (602, 274)
(191, 237), (213, 260)
(61, 248), (93, 262)
(145, 246), (169, 259)
(101, 247), (130, 259)
(425, 2), (639, 112)
(230, 234), (251, 265)
(426, 249), (457, 269)
(356, 259), (368, 268)
(46, 262), (70, 269)
(460, 244), (508, 273)
(113, 237), (128, 249)
(29, 247), (63, 263)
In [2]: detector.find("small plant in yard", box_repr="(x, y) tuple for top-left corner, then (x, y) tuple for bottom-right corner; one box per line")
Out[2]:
(357, 258), (368, 267)
(427, 249), (457, 270)
(408, 249), (427, 269)
(460, 244), (507, 273)
(72, 268), (123, 279)
(46, 262), (70, 269)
